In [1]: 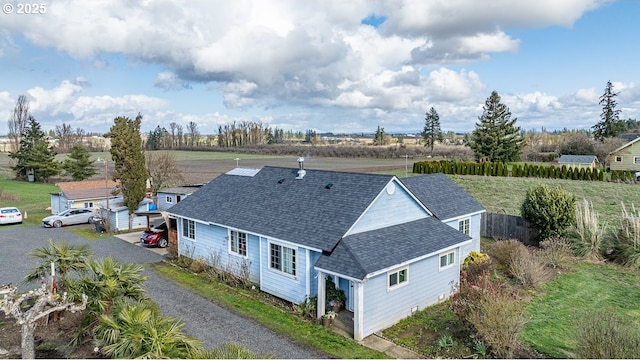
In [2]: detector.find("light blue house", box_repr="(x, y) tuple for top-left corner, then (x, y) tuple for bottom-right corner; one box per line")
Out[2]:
(156, 184), (203, 211)
(167, 164), (484, 340)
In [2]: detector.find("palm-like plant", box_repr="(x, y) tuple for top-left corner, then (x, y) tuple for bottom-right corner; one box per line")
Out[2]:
(76, 257), (148, 317)
(95, 300), (203, 359)
(192, 342), (271, 359)
(24, 240), (93, 290)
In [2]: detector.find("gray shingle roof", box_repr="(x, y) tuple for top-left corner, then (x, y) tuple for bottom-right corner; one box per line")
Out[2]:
(401, 173), (485, 220)
(558, 155), (597, 164)
(315, 217), (471, 280)
(167, 166), (394, 252)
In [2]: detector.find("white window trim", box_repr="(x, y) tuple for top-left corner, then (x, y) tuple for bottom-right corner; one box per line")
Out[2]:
(439, 250), (456, 271)
(458, 218), (470, 236)
(166, 196), (173, 204)
(182, 218), (196, 241)
(615, 156), (622, 162)
(635, 157), (640, 164)
(228, 230), (248, 258)
(387, 266), (409, 291)
(268, 241), (297, 279)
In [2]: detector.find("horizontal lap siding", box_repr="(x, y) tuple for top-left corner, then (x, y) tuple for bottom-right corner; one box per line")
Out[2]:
(260, 239), (308, 304)
(362, 252), (459, 337)
(444, 213), (481, 260)
(309, 251), (321, 297)
(611, 142), (640, 171)
(178, 222), (261, 283)
(349, 182), (428, 235)
(157, 193), (176, 211)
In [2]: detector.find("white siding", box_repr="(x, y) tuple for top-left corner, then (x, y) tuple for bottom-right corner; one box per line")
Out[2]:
(361, 250), (460, 338)
(348, 181), (428, 236)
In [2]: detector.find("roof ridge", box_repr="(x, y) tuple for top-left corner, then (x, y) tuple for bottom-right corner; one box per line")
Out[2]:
(262, 165), (395, 178)
(338, 237), (368, 278)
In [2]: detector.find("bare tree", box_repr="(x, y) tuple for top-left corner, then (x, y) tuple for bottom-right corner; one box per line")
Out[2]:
(169, 122), (178, 148)
(176, 124), (183, 147)
(7, 95), (30, 153)
(1, 283), (88, 359)
(55, 123), (74, 152)
(75, 127), (86, 146)
(146, 151), (184, 194)
(187, 121), (199, 147)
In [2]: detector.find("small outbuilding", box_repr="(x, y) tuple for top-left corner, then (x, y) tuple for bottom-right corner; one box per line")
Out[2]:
(557, 155), (599, 170)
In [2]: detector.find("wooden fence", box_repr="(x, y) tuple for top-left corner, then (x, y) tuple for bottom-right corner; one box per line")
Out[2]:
(480, 212), (539, 245)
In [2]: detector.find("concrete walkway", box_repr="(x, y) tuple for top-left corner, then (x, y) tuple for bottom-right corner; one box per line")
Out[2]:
(114, 230), (168, 256)
(360, 334), (424, 359)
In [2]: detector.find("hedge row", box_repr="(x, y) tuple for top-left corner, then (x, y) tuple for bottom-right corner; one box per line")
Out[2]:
(412, 160), (624, 182)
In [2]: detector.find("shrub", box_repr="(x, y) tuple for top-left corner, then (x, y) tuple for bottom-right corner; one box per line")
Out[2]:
(575, 311), (640, 359)
(609, 202), (640, 269)
(189, 257), (209, 273)
(467, 290), (527, 358)
(568, 198), (607, 260)
(538, 236), (574, 269)
(521, 184), (576, 242)
(463, 251), (490, 269)
(486, 239), (527, 269)
(508, 248), (550, 288)
(293, 296), (317, 321)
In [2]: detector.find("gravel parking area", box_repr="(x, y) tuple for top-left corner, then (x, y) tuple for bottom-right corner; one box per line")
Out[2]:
(0, 224), (327, 358)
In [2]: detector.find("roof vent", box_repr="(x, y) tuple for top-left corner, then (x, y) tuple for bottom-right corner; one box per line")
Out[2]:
(296, 157), (306, 179)
(277, 178), (285, 184)
(325, 182), (333, 189)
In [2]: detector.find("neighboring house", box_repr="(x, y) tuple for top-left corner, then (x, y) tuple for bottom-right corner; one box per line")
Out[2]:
(156, 184), (204, 210)
(609, 137), (640, 172)
(557, 155), (599, 170)
(50, 180), (119, 214)
(98, 197), (156, 231)
(167, 164), (485, 341)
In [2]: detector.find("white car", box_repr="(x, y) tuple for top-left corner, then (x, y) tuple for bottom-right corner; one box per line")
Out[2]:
(0, 207), (23, 225)
(42, 208), (97, 228)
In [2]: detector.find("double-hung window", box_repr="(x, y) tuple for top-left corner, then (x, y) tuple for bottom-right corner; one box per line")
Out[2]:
(439, 251), (455, 270)
(388, 267), (408, 289)
(270, 243), (296, 276)
(182, 219), (195, 240)
(166, 196), (173, 204)
(458, 218), (470, 235)
(230, 230), (247, 256)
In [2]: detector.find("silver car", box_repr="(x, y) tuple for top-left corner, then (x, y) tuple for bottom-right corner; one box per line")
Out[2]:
(42, 208), (97, 228)
(0, 207), (23, 225)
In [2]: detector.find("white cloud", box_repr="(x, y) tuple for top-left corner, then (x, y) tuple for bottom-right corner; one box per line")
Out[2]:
(154, 72), (191, 91)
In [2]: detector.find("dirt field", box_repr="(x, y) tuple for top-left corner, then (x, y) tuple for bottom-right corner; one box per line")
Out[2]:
(176, 156), (412, 183)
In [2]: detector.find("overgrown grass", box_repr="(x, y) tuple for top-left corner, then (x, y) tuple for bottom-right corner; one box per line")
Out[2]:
(521, 261), (640, 358)
(151, 262), (386, 359)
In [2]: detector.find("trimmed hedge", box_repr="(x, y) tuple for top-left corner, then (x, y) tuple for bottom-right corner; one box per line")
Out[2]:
(412, 160), (616, 182)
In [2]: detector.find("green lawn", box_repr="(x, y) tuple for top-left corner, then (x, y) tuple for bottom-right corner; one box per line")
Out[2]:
(521, 261), (640, 358)
(0, 177), (57, 225)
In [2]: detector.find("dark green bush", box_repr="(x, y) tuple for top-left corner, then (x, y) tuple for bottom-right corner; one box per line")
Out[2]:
(521, 184), (577, 242)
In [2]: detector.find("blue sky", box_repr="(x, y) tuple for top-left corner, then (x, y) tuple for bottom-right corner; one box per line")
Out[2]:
(1, 0), (638, 136)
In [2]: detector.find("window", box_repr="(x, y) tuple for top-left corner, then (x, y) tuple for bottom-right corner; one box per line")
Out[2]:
(439, 251), (455, 270)
(84, 202), (93, 208)
(270, 243), (296, 276)
(615, 156), (622, 162)
(388, 267), (408, 289)
(230, 230), (247, 256)
(182, 219), (195, 240)
(458, 218), (470, 235)
(166, 196), (173, 204)
(635, 157), (640, 164)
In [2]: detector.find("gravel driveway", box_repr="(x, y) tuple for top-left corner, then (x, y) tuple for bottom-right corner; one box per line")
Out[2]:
(0, 224), (328, 358)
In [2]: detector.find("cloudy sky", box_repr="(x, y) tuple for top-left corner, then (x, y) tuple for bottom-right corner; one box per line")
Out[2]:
(1, 0), (639, 136)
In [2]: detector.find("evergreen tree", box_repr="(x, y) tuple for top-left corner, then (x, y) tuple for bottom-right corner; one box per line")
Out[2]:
(9, 116), (60, 181)
(422, 107), (444, 156)
(592, 81), (626, 141)
(469, 91), (525, 162)
(62, 145), (97, 181)
(107, 114), (147, 229)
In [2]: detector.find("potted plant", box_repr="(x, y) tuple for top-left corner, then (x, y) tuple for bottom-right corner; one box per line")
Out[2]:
(325, 277), (346, 313)
(329, 299), (343, 313)
(322, 310), (336, 327)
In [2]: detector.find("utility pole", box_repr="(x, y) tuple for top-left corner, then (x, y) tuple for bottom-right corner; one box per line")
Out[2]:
(97, 157), (111, 232)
